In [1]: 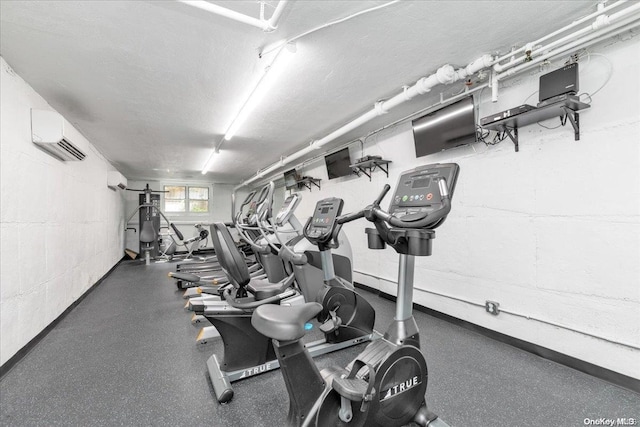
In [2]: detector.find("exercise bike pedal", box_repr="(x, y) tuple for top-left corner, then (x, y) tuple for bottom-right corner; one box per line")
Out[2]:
(319, 310), (342, 333)
(333, 360), (376, 413)
(333, 376), (369, 402)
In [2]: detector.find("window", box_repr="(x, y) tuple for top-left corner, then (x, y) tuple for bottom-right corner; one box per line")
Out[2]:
(164, 185), (209, 213)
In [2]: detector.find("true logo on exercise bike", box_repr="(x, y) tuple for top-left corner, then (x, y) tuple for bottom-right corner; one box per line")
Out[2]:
(380, 376), (421, 401)
(240, 362), (274, 378)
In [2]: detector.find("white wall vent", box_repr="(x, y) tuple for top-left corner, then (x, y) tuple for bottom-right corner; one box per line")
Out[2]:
(31, 109), (86, 161)
(107, 170), (128, 190)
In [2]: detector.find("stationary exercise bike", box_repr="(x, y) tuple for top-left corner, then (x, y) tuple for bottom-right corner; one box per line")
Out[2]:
(251, 163), (459, 427)
(194, 182), (376, 404)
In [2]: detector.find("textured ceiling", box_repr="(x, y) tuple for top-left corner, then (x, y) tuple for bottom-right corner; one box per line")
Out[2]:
(0, 0), (598, 183)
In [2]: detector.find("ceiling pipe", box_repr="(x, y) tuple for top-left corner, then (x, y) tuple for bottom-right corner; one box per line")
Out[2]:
(493, 0), (640, 74)
(267, 0), (289, 31)
(492, 6), (640, 101)
(502, 18), (639, 80)
(234, 2), (640, 190)
(241, 11), (638, 190)
(233, 55), (493, 191)
(247, 82), (492, 191)
(177, 0), (289, 32)
(491, 0), (627, 66)
(504, 14), (639, 78)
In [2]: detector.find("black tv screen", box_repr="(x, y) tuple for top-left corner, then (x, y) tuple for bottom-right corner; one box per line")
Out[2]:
(283, 169), (298, 189)
(412, 96), (476, 158)
(325, 147), (352, 180)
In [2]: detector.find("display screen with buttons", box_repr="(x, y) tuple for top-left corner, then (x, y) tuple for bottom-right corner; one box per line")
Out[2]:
(305, 198), (344, 242)
(412, 177), (431, 188)
(388, 164), (459, 216)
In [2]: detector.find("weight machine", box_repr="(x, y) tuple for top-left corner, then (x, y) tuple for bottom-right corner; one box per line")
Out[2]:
(125, 184), (171, 265)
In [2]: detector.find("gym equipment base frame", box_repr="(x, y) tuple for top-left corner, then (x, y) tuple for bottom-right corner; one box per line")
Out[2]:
(207, 332), (379, 403)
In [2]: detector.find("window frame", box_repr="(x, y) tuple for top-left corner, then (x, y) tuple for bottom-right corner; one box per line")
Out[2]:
(163, 184), (211, 215)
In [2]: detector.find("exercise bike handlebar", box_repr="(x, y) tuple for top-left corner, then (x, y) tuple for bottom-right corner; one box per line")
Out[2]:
(337, 179), (451, 229)
(374, 184), (392, 205)
(266, 218), (309, 265)
(336, 184), (390, 225)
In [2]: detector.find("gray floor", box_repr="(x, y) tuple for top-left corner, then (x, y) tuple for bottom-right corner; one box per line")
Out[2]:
(1, 260), (638, 427)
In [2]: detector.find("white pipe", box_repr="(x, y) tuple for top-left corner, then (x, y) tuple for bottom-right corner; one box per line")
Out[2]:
(235, 4), (640, 189)
(455, 55), (495, 80)
(494, 25), (593, 73)
(244, 83), (492, 191)
(177, 1), (270, 30)
(491, 8), (640, 102)
(493, 1), (640, 73)
(233, 56), (492, 190)
(315, 109), (380, 147)
(251, 143), (316, 182)
(602, 2), (640, 27)
(500, 12), (640, 79)
(178, 0), (289, 32)
(490, 71), (499, 103)
(267, 0), (289, 31)
(492, 0), (627, 65)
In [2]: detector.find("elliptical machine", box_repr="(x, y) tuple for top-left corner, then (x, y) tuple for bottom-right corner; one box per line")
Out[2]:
(251, 163), (459, 427)
(235, 183), (289, 283)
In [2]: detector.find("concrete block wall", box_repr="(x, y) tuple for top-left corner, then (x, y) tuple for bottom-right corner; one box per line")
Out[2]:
(285, 36), (640, 378)
(0, 57), (126, 366)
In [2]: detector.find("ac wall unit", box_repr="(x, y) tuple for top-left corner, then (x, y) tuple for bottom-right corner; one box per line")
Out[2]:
(107, 170), (128, 190)
(31, 109), (86, 161)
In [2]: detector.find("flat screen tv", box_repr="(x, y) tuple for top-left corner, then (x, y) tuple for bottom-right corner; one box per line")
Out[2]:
(325, 147), (352, 180)
(412, 96), (476, 158)
(283, 168), (299, 189)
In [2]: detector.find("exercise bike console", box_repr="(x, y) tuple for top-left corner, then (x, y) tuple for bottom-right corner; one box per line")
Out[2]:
(304, 197), (344, 250)
(363, 163), (459, 256)
(388, 163), (458, 219)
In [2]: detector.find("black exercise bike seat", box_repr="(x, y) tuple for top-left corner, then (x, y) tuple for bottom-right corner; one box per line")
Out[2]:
(252, 302), (322, 341)
(247, 276), (294, 300)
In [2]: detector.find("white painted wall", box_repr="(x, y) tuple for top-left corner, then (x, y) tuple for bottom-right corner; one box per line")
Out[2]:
(0, 57), (126, 366)
(288, 37), (640, 379)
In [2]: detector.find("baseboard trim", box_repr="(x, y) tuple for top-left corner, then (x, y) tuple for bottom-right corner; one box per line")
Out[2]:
(354, 282), (640, 394)
(0, 257), (126, 378)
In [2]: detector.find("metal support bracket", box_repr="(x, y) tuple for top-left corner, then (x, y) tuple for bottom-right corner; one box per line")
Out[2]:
(502, 126), (519, 152)
(297, 178), (321, 191)
(562, 107), (581, 141)
(351, 160), (391, 181)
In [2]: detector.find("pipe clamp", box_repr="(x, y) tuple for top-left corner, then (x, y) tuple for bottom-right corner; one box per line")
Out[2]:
(374, 101), (389, 115)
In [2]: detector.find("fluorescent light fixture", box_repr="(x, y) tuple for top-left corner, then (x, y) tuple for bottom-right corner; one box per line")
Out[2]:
(223, 42), (296, 141)
(201, 149), (219, 174)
